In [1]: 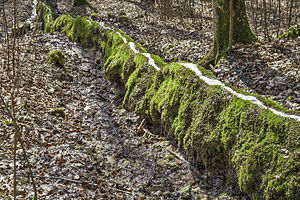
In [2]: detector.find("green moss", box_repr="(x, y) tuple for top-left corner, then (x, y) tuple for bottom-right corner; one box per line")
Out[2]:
(101, 31), (135, 86)
(123, 58), (158, 115)
(123, 54), (149, 106)
(121, 59), (300, 199)
(1, 118), (25, 126)
(280, 25), (300, 39)
(150, 53), (166, 68)
(47, 50), (65, 67)
(199, 65), (216, 78)
(207, 99), (300, 199)
(52, 14), (75, 33)
(107, 12), (116, 19)
(99, 30), (156, 91)
(119, 11), (126, 16)
(52, 15), (100, 47)
(225, 83), (300, 116)
(118, 11), (129, 22)
(50, 108), (65, 118)
(73, 0), (88, 6)
(167, 154), (175, 160)
(38, 1), (58, 32)
(90, 13), (98, 20)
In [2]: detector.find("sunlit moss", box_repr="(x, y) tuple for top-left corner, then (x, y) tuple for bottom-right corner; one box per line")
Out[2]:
(47, 50), (65, 67)
(38, 1), (58, 32)
(50, 107), (65, 118)
(52, 15), (100, 47)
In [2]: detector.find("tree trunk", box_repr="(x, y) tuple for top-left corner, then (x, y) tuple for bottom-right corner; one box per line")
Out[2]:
(202, 0), (257, 65)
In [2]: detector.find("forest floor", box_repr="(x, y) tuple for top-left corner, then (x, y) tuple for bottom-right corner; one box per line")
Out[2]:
(0, 0), (299, 199)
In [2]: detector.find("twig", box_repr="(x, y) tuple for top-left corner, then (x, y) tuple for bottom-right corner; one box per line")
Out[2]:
(106, 186), (132, 195)
(138, 124), (202, 177)
(165, 142), (202, 177)
(34, 175), (133, 195)
(137, 119), (145, 130)
(33, 175), (98, 186)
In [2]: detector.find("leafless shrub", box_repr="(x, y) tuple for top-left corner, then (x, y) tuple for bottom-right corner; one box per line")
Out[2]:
(0, 0), (37, 199)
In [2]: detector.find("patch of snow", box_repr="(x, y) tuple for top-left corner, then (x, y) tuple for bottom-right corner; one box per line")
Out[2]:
(26, 0), (38, 24)
(116, 32), (127, 43)
(129, 42), (139, 54)
(179, 63), (300, 121)
(141, 53), (160, 71)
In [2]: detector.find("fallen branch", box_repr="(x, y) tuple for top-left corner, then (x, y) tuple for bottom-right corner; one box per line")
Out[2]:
(33, 175), (98, 187)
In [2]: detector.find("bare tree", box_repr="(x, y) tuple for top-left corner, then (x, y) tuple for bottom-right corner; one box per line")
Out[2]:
(201, 0), (257, 65)
(0, 0), (37, 199)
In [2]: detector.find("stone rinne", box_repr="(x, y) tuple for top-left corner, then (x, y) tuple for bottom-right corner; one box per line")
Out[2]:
(38, 2), (300, 199)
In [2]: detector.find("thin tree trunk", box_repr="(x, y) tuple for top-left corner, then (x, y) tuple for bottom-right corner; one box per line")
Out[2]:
(263, 0), (270, 41)
(287, 0), (293, 28)
(201, 0), (256, 66)
(1, 1), (38, 199)
(229, 0), (233, 52)
(255, 0), (258, 33)
(277, 0), (281, 38)
(12, 1), (18, 199)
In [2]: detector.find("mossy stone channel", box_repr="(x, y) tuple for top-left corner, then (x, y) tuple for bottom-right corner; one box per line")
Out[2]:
(37, 1), (300, 199)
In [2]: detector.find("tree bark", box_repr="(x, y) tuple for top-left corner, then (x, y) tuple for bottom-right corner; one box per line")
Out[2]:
(201, 0), (257, 66)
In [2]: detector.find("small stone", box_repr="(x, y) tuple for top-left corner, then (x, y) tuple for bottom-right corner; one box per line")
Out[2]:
(49, 88), (55, 94)
(163, 191), (171, 197)
(294, 91), (300, 96)
(292, 98), (300, 104)
(294, 84), (300, 90)
(74, 175), (80, 180)
(106, 156), (116, 165)
(50, 108), (65, 118)
(153, 191), (163, 196)
(281, 149), (289, 154)
(157, 159), (166, 167)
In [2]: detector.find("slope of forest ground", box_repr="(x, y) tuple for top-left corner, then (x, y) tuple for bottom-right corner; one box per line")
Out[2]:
(0, 0), (299, 199)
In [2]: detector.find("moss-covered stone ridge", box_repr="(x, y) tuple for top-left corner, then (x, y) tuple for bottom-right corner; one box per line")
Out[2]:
(37, 1), (59, 32)
(38, 1), (300, 199)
